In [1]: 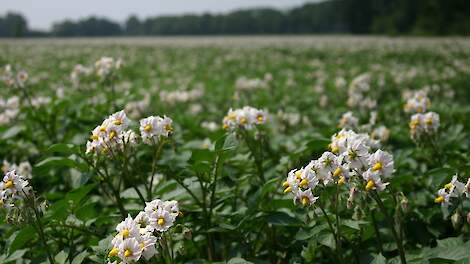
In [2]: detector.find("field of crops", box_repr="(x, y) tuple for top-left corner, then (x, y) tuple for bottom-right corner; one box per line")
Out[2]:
(0, 36), (469, 264)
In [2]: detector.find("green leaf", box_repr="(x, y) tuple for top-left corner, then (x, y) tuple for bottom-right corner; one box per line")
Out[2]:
(227, 257), (253, 264)
(4, 249), (27, 263)
(46, 143), (77, 154)
(35, 156), (86, 171)
(55, 250), (68, 264)
(9, 226), (35, 253)
(65, 184), (96, 205)
(265, 211), (300, 226)
(371, 253), (387, 264)
(1, 125), (24, 139)
(317, 233), (335, 249)
(71, 251), (89, 264)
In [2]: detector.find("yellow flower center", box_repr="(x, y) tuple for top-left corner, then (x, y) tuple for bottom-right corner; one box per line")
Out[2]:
(139, 242), (145, 249)
(240, 117), (247, 125)
(121, 229), (130, 238)
(113, 119), (122, 126)
(100, 126), (106, 132)
(295, 170), (302, 180)
(409, 120), (419, 129)
(108, 247), (119, 257)
(444, 183), (453, 190)
(299, 179), (309, 188)
(90, 134), (99, 141)
(124, 249), (132, 258)
(157, 217), (165, 226)
(333, 167), (342, 178)
(223, 123), (229, 130)
(282, 181), (289, 188)
(4, 180), (14, 189)
(257, 115), (264, 122)
(164, 124), (173, 132)
(434, 196), (445, 203)
(144, 124), (152, 132)
(283, 186), (292, 194)
(301, 196), (309, 206)
(338, 176), (346, 185)
(109, 130), (117, 140)
(424, 118), (433, 125)
(365, 180), (375, 191)
(372, 162), (382, 172)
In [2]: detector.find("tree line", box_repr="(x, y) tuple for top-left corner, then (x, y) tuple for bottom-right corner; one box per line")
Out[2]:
(1, 0), (469, 37)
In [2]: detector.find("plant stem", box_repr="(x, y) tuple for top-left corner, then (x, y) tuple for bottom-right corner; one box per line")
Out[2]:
(370, 209), (384, 255)
(371, 191), (407, 264)
(27, 192), (55, 264)
(318, 201), (342, 264)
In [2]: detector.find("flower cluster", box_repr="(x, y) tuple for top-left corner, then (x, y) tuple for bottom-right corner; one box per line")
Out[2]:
(347, 73), (377, 110)
(70, 64), (93, 87)
(434, 175), (469, 207)
(86, 110), (135, 154)
(235, 75), (270, 91)
(404, 89), (430, 113)
(0, 170), (31, 211)
(222, 106), (268, 131)
(409, 111), (439, 140)
(95, 57), (123, 79)
(0, 96), (20, 125)
(108, 199), (179, 263)
(283, 129), (394, 207)
(159, 87), (204, 105)
(2, 160), (32, 179)
(139, 116), (173, 145)
(86, 110), (173, 154)
(1, 65), (28, 88)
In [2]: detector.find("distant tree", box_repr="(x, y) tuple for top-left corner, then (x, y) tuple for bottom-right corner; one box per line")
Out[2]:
(0, 12), (28, 37)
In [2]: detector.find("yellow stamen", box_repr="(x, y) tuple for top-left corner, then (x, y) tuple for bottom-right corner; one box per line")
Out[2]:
(90, 134), (99, 141)
(257, 115), (264, 122)
(100, 126), (106, 132)
(108, 247), (119, 257)
(365, 180), (375, 191)
(164, 124), (173, 132)
(223, 124), (229, 130)
(372, 162), (382, 172)
(109, 130), (117, 140)
(157, 217), (165, 226)
(338, 176), (345, 185)
(333, 167), (342, 178)
(139, 242), (145, 249)
(121, 229), (130, 238)
(295, 170), (302, 180)
(240, 117), (247, 125)
(444, 183), (453, 190)
(434, 196), (445, 203)
(283, 186), (292, 193)
(144, 124), (152, 132)
(282, 181), (289, 188)
(424, 118), (433, 125)
(124, 249), (132, 258)
(113, 119), (122, 126)
(4, 180), (13, 189)
(301, 197), (309, 206)
(299, 179), (308, 188)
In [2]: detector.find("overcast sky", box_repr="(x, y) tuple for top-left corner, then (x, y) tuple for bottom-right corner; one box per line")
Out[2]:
(1, 0), (314, 30)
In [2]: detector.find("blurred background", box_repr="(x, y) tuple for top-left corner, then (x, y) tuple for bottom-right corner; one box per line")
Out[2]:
(1, 0), (470, 37)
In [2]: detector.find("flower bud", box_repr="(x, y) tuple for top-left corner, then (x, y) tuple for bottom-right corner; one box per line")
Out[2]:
(451, 212), (462, 230)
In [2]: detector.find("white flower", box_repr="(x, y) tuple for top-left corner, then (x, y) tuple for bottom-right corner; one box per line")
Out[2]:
(371, 126), (390, 142)
(118, 237), (142, 263)
(363, 169), (389, 192)
(368, 149), (394, 178)
(316, 152), (339, 184)
(222, 106), (267, 131)
(422, 112), (439, 133)
(140, 116), (173, 144)
(138, 233), (158, 260)
(435, 188), (452, 207)
(1, 170), (29, 197)
(149, 208), (176, 232)
(338, 111), (358, 129)
(134, 212), (152, 234)
(464, 178), (470, 198)
(294, 189), (318, 206)
(114, 215), (140, 241)
(109, 110), (130, 131)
